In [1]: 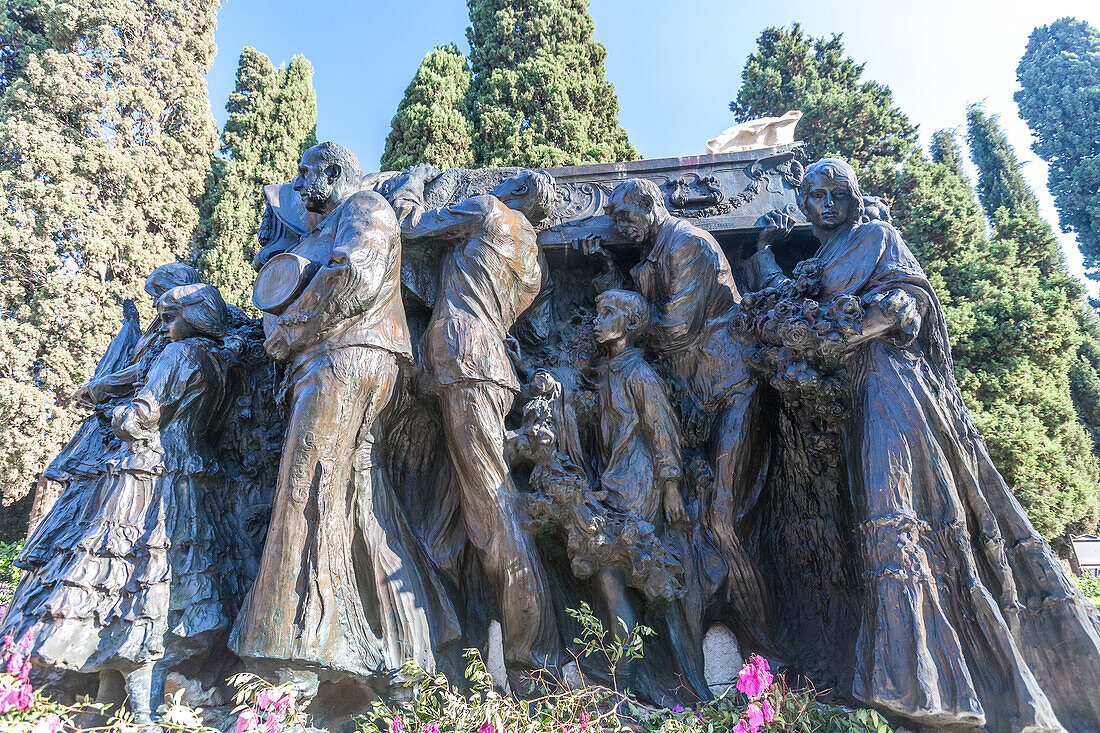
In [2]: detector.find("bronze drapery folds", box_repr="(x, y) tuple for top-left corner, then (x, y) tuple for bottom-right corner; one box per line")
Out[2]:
(6, 145), (1100, 733)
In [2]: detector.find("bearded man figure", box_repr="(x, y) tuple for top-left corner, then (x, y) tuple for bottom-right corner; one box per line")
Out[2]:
(231, 143), (458, 699)
(386, 163), (562, 678)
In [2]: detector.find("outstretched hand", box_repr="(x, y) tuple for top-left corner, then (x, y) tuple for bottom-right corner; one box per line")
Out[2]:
(73, 381), (101, 410)
(756, 210), (797, 252)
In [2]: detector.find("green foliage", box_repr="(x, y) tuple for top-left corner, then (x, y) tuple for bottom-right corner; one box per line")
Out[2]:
(0, 0), (219, 510)
(966, 106), (1040, 220)
(0, 648), (278, 731)
(466, 0), (637, 167)
(1072, 573), (1100, 604)
(0, 0), (48, 94)
(0, 540), (21, 606)
(1015, 17), (1100, 277)
(929, 129), (969, 184)
(962, 111), (1100, 540)
(566, 601), (652, 696)
(1070, 306), (1100, 453)
(195, 48), (317, 310)
(731, 24), (917, 180)
(382, 44), (474, 172)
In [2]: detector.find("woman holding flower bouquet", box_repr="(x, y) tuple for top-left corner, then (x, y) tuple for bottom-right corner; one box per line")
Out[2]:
(748, 159), (1100, 733)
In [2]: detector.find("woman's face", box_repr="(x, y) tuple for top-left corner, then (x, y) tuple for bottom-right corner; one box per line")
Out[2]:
(160, 307), (195, 342)
(802, 173), (854, 231)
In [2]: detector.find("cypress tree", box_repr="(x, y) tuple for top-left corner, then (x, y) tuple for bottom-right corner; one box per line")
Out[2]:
(466, 0), (637, 167)
(0, 0), (219, 509)
(930, 128), (969, 184)
(731, 24), (917, 181)
(1015, 17), (1100, 277)
(963, 107), (1100, 538)
(966, 106), (1041, 220)
(381, 43), (473, 171)
(733, 25), (1100, 543)
(196, 49), (317, 309)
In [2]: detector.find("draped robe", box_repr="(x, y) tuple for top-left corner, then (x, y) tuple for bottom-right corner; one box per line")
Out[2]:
(752, 218), (1100, 732)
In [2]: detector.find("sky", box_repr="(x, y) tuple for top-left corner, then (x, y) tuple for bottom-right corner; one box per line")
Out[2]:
(205, 0), (1100, 287)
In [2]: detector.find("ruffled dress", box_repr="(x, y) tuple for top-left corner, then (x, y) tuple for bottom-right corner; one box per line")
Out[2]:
(2, 338), (231, 671)
(751, 219), (1100, 732)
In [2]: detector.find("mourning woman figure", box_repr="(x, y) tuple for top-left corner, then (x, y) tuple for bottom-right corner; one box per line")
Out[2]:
(1, 284), (235, 726)
(751, 159), (1100, 732)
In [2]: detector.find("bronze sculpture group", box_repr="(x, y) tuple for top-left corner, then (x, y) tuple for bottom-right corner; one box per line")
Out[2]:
(5, 140), (1100, 733)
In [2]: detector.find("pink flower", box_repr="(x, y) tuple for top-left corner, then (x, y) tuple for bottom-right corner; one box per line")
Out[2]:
(14, 682), (33, 711)
(478, 720), (504, 733)
(262, 714), (283, 733)
(30, 713), (63, 733)
(235, 707), (259, 733)
(255, 687), (290, 714)
(18, 633), (32, 653)
(736, 656), (774, 700)
(745, 704), (765, 732)
(1, 633), (12, 653)
(391, 715), (405, 733)
(578, 709), (589, 731)
(5, 649), (26, 677)
(0, 684), (18, 713)
(761, 699), (775, 723)
(732, 720), (751, 733)
(424, 724), (441, 733)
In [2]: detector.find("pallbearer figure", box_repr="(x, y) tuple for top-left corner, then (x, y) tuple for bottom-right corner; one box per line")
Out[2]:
(583, 178), (774, 652)
(386, 163), (561, 679)
(233, 143), (457, 700)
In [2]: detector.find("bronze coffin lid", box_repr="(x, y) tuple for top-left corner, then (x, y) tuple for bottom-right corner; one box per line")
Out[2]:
(537, 141), (811, 251)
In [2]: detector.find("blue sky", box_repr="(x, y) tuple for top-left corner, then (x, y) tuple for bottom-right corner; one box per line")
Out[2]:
(205, 0), (1100, 284)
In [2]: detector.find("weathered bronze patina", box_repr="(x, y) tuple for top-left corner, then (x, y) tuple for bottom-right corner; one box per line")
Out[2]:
(6, 142), (1100, 733)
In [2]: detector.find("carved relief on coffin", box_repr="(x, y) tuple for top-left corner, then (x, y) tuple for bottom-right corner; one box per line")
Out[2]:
(546, 180), (614, 227)
(664, 173), (731, 219)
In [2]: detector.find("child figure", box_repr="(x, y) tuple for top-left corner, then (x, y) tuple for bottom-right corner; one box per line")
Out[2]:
(590, 289), (689, 686)
(2, 283), (235, 726)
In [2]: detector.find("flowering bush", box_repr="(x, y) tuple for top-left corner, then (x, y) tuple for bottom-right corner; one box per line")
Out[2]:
(0, 603), (893, 733)
(0, 628), (230, 732)
(229, 673), (306, 733)
(360, 606), (894, 733)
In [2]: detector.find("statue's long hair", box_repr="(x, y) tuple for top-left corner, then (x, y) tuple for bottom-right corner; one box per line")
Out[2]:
(159, 283), (229, 339)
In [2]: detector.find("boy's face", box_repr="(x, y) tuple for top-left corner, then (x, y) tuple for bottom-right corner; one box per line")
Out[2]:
(593, 299), (630, 344)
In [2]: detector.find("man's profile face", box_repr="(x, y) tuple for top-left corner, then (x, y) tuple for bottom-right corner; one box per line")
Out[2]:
(802, 173), (853, 232)
(608, 200), (652, 243)
(492, 172), (551, 224)
(293, 148), (341, 214)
